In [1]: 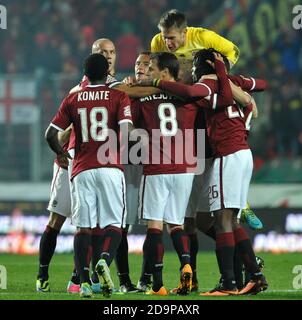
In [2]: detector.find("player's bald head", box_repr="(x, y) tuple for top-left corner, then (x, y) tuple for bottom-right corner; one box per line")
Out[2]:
(92, 38), (115, 53)
(91, 38), (116, 76)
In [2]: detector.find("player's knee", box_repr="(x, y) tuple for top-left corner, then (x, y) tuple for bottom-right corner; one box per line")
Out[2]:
(232, 212), (240, 227)
(213, 210), (233, 232)
(167, 224), (183, 235)
(148, 220), (163, 231)
(48, 212), (66, 231)
(76, 227), (91, 235)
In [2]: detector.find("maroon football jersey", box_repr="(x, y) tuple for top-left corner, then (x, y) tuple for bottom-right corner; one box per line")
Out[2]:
(67, 75), (121, 152)
(133, 93), (198, 175)
(51, 84), (133, 179)
(197, 79), (249, 158)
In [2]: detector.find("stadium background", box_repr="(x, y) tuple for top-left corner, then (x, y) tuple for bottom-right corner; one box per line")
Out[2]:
(0, 0), (301, 257)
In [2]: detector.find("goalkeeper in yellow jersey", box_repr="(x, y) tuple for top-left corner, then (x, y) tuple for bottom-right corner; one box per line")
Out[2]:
(151, 9), (239, 67)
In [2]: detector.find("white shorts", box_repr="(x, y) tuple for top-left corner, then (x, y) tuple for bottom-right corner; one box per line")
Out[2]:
(124, 165), (143, 225)
(209, 149), (253, 212)
(186, 158), (213, 218)
(138, 173), (194, 225)
(70, 167), (127, 229)
(47, 162), (71, 217)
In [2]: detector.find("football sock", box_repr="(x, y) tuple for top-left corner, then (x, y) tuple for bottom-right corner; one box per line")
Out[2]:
(233, 247), (244, 289)
(115, 227), (131, 285)
(70, 265), (80, 285)
(74, 231), (91, 284)
(233, 227), (260, 275)
(91, 226), (104, 270)
(100, 226), (122, 267)
(170, 227), (191, 268)
(144, 228), (164, 292)
(139, 236), (152, 284)
(38, 225), (59, 280)
(188, 233), (199, 283)
(215, 232), (236, 289)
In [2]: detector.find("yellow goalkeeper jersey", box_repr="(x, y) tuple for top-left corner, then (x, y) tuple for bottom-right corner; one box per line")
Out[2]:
(151, 27), (239, 65)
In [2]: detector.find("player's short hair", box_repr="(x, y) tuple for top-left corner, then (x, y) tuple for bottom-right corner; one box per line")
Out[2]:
(158, 9), (187, 30)
(150, 52), (179, 80)
(193, 48), (229, 81)
(138, 51), (151, 56)
(84, 53), (108, 82)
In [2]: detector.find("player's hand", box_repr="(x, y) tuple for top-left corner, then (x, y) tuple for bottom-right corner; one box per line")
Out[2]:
(131, 79), (153, 87)
(57, 151), (72, 169)
(200, 74), (218, 81)
(123, 76), (136, 86)
(213, 52), (224, 62)
(206, 52), (224, 68)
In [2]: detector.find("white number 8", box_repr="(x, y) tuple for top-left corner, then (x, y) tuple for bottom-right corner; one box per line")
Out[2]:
(158, 103), (178, 136)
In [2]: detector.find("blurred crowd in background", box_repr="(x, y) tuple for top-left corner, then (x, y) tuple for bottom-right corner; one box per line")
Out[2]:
(0, 0), (301, 181)
(0, 0), (224, 74)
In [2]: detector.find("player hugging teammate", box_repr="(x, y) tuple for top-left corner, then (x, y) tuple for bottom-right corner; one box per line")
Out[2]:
(40, 9), (268, 297)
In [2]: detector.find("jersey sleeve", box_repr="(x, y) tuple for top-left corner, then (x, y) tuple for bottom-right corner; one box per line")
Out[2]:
(229, 75), (268, 92)
(198, 28), (240, 66)
(51, 96), (72, 131)
(156, 80), (212, 98)
(117, 92), (133, 125)
(238, 76), (268, 92)
(214, 59), (234, 106)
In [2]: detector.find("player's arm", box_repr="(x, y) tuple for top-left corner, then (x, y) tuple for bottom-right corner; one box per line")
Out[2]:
(200, 29), (240, 66)
(45, 97), (72, 167)
(123, 76), (136, 86)
(229, 75), (268, 92)
(238, 76), (268, 92)
(45, 125), (70, 162)
(144, 55), (233, 106)
(250, 96), (258, 118)
(229, 81), (252, 107)
(58, 124), (72, 146)
(114, 83), (161, 98)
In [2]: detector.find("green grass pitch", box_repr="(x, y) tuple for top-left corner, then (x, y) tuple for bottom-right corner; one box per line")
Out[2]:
(0, 252), (302, 300)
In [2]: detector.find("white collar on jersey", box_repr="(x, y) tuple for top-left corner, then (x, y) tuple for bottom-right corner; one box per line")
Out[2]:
(86, 84), (107, 87)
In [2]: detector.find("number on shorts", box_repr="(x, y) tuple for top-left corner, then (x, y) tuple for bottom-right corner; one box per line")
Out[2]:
(209, 185), (219, 199)
(158, 103), (178, 136)
(78, 107), (108, 142)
